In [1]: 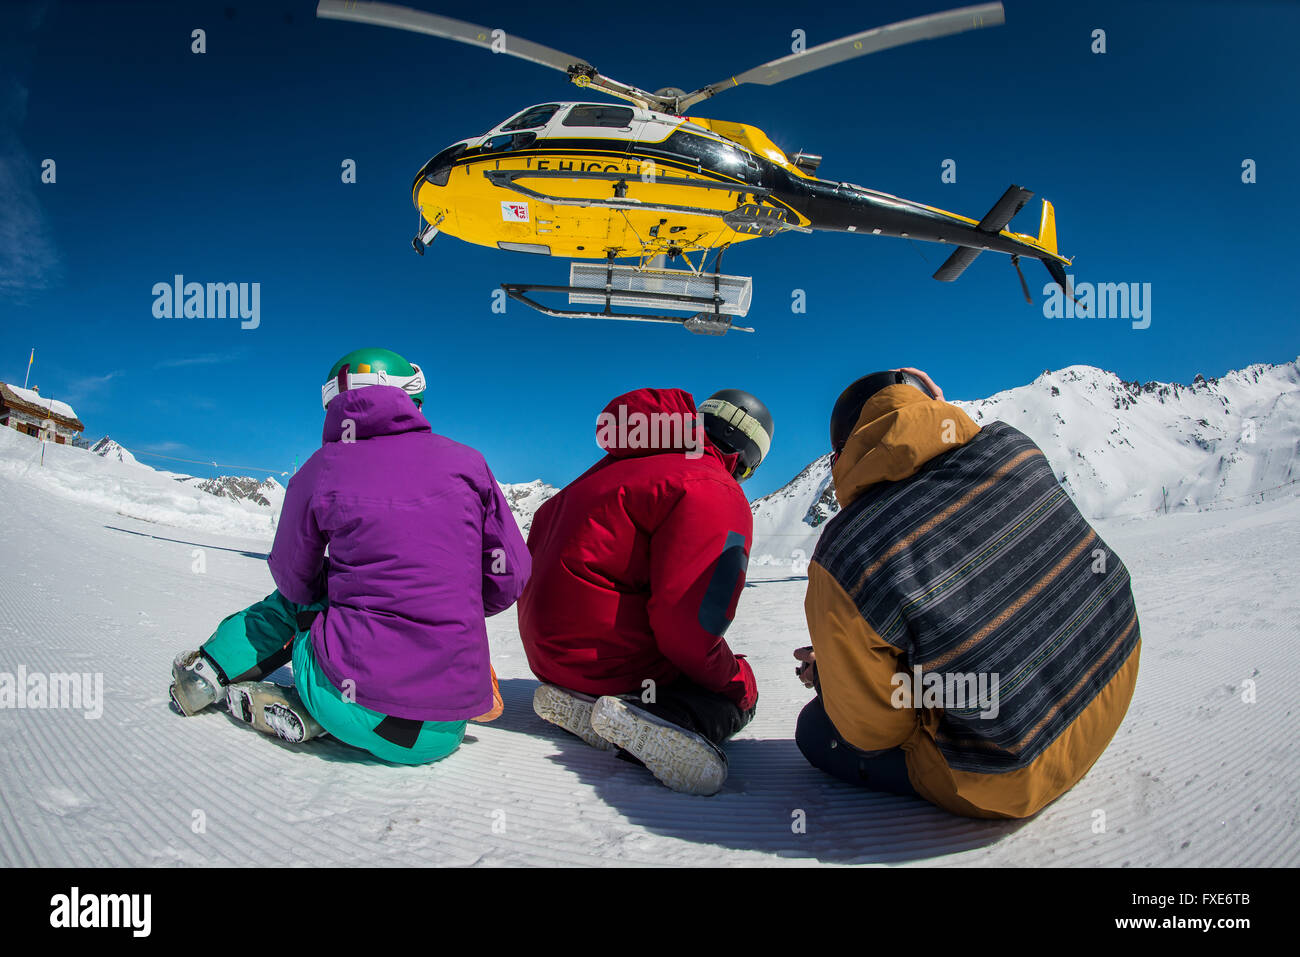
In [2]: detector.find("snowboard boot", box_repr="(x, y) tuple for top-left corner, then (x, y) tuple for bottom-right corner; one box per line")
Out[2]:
(533, 683), (617, 751)
(226, 682), (324, 744)
(169, 650), (226, 716)
(590, 695), (729, 796)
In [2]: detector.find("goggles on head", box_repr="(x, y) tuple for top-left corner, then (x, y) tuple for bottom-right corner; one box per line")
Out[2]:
(698, 396), (771, 482)
(321, 362), (426, 410)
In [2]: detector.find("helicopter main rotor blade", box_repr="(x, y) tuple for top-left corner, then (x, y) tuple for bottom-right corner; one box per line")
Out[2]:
(676, 2), (1005, 111)
(315, 0), (593, 74)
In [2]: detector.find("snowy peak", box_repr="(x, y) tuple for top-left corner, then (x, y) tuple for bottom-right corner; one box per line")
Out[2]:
(499, 479), (560, 535)
(90, 437), (138, 466)
(175, 474), (285, 508)
(959, 358), (1300, 519)
(751, 357), (1300, 564)
(750, 454), (835, 565)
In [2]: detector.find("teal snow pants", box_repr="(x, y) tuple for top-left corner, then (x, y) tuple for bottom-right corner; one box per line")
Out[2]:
(200, 590), (466, 765)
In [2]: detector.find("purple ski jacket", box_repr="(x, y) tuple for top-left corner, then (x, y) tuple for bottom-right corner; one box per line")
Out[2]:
(268, 385), (530, 722)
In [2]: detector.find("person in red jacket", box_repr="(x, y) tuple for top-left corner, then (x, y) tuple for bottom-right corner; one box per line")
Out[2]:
(519, 387), (774, 795)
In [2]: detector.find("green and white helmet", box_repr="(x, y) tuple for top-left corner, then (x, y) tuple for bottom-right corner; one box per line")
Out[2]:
(321, 348), (426, 410)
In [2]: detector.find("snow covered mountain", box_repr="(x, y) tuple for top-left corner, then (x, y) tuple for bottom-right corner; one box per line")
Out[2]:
(1, 429), (282, 539)
(498, 479), (559, 535)
(27, 357), (1300, 558)
(86, 434), (554, 530)
(89, 437), (138, 466)
(751, 357), (1300, 564)
(175, 475), (285, 509)
(19, 427), (557, 539)
(92, 436), (287, 510)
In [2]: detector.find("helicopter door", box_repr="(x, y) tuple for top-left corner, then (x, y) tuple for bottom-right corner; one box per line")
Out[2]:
(552, 104), (642, 149)
(541, 105), (645, 254)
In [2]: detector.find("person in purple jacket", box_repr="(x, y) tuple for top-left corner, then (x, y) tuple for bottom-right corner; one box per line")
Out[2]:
(167, 348), (530, 765)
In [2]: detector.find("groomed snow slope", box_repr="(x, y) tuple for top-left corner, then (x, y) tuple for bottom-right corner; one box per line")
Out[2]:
(0, 438), (1295, 866)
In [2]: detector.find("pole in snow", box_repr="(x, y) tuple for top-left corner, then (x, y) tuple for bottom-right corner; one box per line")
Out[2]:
(23, 348), (34, 389)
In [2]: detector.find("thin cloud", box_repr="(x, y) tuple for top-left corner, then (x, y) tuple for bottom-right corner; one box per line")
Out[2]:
(0, 4), (60, 300)
(0, 133), (61, 298)
(57, 369), (124, 406)
(154, 353), (236, 369)
(136, 441), (187, 455)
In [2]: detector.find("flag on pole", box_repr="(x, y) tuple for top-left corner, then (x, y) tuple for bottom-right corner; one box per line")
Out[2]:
(23, 348), (34, 389)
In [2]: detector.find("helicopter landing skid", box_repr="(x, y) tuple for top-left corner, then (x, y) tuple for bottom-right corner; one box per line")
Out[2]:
(501, 282), (754, 335)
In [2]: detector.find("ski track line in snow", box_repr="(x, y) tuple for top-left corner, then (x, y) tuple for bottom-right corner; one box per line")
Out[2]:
(1, 475), (1297, 866)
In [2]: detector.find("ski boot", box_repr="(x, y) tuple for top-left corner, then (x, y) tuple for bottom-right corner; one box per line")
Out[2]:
(590, 695), (729, 796)
(169, 650), (225, 716)
(226, 682), (324, 744)
(533, 683), (617, 751)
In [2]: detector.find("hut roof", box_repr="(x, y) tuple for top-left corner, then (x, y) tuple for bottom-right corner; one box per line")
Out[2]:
(0, 382), (85, 432)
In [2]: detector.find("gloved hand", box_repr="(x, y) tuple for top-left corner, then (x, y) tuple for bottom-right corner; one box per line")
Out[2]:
(793, 645), (818, 690)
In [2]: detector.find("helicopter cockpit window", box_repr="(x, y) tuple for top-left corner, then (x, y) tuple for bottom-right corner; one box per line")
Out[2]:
(561, 105), (635, 129)
(500, 104), (560, 132)
(419, 143), (468, 187)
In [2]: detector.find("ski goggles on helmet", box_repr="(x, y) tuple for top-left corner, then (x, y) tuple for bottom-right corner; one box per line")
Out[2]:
(699, 396), (771, 481)
(321, 362), (426, 410)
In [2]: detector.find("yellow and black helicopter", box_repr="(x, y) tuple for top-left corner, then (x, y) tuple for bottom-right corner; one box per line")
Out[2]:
(318, 0), (1072, 334)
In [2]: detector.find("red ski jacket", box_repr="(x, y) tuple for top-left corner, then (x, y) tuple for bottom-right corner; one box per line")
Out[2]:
(518, 388), (757, 709)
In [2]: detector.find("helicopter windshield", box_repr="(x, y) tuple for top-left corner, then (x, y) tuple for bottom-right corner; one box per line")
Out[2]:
(500, 104), (560, 132)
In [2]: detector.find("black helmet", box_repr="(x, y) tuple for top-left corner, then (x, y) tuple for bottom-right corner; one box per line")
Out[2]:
(830, 370), (936, 455)
(699, 389), (774, 482)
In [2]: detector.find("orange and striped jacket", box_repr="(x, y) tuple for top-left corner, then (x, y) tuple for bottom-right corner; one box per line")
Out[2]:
(806, 384), (1141, 818)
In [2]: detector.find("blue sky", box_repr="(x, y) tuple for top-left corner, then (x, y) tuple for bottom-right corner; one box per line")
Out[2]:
(2, 0), (1297, 497)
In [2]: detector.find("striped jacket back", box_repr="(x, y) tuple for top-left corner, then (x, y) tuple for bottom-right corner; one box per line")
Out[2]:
(814, 418), (1140, 781)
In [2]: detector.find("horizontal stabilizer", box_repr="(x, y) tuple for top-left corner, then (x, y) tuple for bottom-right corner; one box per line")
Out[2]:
(933, 245), (982, 282)
(977, 184), (1034, 233)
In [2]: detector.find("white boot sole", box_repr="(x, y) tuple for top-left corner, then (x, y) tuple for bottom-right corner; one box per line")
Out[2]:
(226, 683), (323, 744)
(533, 684), (616, 751)
(590, 696), (727, 796)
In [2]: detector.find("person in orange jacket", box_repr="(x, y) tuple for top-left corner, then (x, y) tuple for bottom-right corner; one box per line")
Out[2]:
(520, 387), (774, 795)
(795, 368), (1141, 818)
